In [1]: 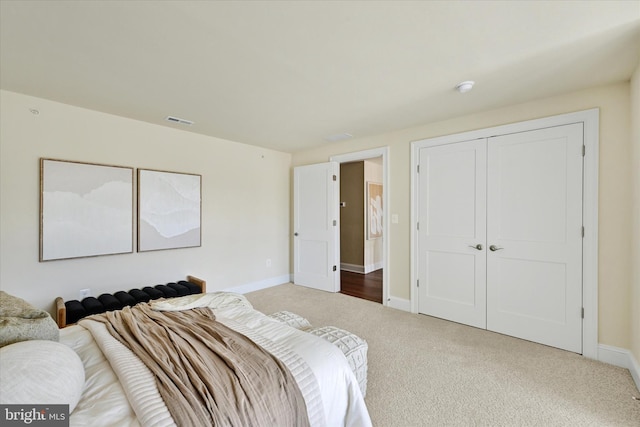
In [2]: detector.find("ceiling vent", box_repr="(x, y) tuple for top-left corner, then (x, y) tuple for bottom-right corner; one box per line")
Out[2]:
(165, 116), (194, 126)
(324, 133), (353, 142)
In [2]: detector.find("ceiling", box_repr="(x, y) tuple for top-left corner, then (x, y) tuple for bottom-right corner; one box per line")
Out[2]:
(1, 1), (639, 153)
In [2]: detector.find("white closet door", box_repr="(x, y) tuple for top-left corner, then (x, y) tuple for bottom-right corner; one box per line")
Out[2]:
(417, 140), (487, 328)
(486, 124), (583, 353)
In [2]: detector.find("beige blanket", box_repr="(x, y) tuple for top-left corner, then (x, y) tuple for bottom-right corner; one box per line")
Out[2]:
(0, 291), (58, 347)
(89, 304), (310, 427)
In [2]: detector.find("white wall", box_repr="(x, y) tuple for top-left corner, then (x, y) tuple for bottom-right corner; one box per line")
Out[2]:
(292, 82), (633, 350)
(0, 90), (292, 314)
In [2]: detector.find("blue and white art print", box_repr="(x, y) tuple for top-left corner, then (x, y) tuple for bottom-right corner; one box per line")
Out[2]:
(137, 169), (201, 252)
(40, 159), (134, 261)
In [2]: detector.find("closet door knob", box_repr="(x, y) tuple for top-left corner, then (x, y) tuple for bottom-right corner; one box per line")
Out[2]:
(468, 244), (483, 250)
(489, 245), (503, 252)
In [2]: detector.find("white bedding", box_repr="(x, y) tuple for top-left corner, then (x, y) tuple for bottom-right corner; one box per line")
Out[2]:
(60, 325), (140, 427)
(60, 293), (372, 427)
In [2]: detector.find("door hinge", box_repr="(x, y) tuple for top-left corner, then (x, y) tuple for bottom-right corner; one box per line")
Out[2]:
(582, 145), (586, 157)
(582, 226), (585, 238)
(332, 174), (337, 181)
(417, 221), (419, 231)
(417, 164), (420, 173)
(417, 279), (420, 288)
(333, 219), (337, 226)
(581, 307), (584, 319)
(333, 265), (337, 272)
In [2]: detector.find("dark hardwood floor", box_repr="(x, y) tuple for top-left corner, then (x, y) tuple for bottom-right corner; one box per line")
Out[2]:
(340, 269), (383, 303)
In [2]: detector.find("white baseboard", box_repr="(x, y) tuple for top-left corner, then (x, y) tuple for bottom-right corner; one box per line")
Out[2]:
(223, 274), (290, 294)
(341, 262), (383, 274)
(598, 344), (630, 367)
(341, 263), (364, 274)
(387, 296), (411, 312)
(631, 353), (640, 393)
(598, 344), (640, 392)
(364, 261), (384, 274)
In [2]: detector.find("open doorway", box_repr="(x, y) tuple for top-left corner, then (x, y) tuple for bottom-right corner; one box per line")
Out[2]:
(330, 148), (389, 305)
(339, 159), (383, 303)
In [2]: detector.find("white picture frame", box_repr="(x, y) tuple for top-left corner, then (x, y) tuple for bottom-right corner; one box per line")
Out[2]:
(40, 158), (134, 261)
(137, 168), (201, 252)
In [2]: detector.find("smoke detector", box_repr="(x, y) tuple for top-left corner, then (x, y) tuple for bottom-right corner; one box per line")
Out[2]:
(455, 81), (475, 93)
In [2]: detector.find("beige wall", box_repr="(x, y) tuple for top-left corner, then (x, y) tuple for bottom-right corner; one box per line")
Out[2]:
(631, 64), (640, 365)
(292, 82), (632, 349)
(2, 81), (634, 354)
(0, 90), (292, 315)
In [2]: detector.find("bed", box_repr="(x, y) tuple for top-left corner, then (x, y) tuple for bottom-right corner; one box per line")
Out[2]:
(1, 276), (371, 427)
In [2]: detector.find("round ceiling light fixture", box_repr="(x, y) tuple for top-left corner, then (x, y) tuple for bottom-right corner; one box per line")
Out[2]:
(455, 81), (475, 93)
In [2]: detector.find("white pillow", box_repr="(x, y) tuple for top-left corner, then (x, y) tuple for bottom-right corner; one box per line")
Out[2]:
(0, 340), (85, 413)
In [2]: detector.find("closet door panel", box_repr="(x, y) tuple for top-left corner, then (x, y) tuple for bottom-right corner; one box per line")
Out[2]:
(417, 140), (487, 329)
(486, 124), (583, 353)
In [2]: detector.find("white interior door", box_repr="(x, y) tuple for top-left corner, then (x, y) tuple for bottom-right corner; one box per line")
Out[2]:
(293, 162), (339, 292)
(486, 124), (584, 353)
(417, 140), (487, 328)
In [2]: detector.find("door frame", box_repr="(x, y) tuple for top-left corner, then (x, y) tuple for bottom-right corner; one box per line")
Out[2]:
(410, 109), (599, 359)
(331, 147), (390, 306)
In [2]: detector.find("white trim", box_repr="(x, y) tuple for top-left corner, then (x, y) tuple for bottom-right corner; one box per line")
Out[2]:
(387, 296), (411, 312)
(341, 263), (365, 274)
(598, 344), (640, 392)
(364, 261), (384, 274)
(223, 274), (290, 294)
(581, 109), (600, 360)
(341, 262), (383, 274)
(410, 109), (599, 359)
(630, 352), (640, 393)
(598, 344), (632, 368)
(331, 147), (390, 307)
(340, 261), (384, 274)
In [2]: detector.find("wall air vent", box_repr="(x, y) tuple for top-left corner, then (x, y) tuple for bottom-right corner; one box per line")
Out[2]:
(165, 116), (194, 126)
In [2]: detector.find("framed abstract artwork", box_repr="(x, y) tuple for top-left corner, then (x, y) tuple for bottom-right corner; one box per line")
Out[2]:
(137, 169), (201, 252)
(367, 182), (383, 240)
(40, 158), (134, 261)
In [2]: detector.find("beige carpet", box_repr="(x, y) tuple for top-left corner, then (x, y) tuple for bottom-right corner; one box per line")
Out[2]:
(246, 283), (640, 426)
